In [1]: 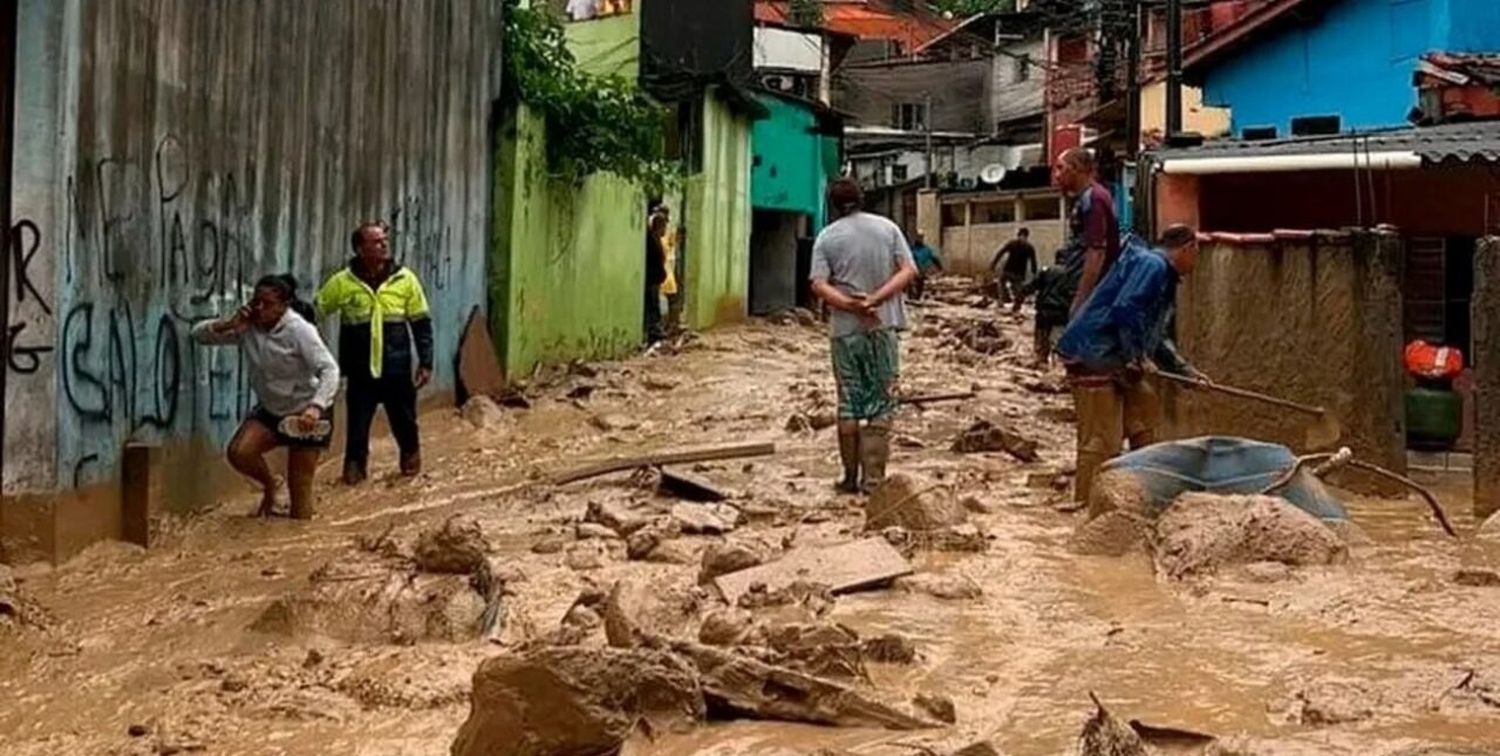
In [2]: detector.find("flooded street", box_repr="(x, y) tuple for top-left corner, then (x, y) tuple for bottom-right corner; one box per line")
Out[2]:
(3, 281), (1498, 756)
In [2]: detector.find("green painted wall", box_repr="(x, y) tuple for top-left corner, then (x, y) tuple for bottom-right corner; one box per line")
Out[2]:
(683, 91), (753, 330)
(490, 11), (647, 378)
(565, 12), (640, 77)
(750, 95), (832, 231)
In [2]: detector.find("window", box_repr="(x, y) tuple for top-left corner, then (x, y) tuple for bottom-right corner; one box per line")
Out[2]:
(941, 203), (967, 228)
(973, 200), (1015, 224)
(893, 102), (928, 131)
(1013, 56), (1030, 84)
(1023, 195), (1060, 220)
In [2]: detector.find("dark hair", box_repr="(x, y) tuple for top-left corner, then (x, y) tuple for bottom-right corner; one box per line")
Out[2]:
(1018, 227), (1030, 237)
(256, 273), (316, 321)
(1158, 223), (1198, 249)
(827, 177), (864, 216)
(350, 222), (385, 253)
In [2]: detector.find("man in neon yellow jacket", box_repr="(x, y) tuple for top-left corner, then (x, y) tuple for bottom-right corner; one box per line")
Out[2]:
(316, 222), (434, 484)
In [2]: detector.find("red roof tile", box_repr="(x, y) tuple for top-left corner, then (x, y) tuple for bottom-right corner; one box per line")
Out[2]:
(756, 1), (953, 50)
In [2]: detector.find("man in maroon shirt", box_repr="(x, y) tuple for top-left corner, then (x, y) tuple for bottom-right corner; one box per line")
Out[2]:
(1053, 147), (1120, 315)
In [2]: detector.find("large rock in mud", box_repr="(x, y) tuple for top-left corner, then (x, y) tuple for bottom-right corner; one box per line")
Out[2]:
(1153, 493), (1348, 579)
(251, 551), (489, 644)
(602, 579), (703, 649)
(865, 474), (967, 532)
(450, 646), (704, 756)
(414, 515), (491, 574)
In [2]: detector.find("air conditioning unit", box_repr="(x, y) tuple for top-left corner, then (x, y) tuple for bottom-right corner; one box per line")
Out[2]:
(761, 74), (795, 92)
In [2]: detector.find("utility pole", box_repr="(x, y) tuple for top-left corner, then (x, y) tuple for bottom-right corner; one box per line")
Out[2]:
(924, 94), (935, 189)
(1125, 0), (1143, 159)
(1165, 0), (1183, 136)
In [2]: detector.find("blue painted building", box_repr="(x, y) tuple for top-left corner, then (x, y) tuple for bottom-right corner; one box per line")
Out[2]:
(1189, 0), (1500, 136)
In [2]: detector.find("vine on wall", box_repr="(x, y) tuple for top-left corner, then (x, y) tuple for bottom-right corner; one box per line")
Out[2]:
(503, 0), (676, 193)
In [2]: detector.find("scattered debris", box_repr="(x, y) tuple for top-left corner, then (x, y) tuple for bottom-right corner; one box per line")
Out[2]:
(575, 522), (620, 540)
(1282, 680), (1376, 726)
(1020, 376), (1070, 395)
(1035, 405), (1078, 424)
(589, 413), (639, 433)
(552, 442), (777, 486)
(698, 543), (766, 585)
(763, 621), (867, 679)
(603, 579), (702, 649)
(670, 502), (740, 535)
(450, 646), (705, 756)
(1153, 494), (1349, 579)
(865, 474), (967, 532)
(460, 395), (507, 430)
(785, 414), (813, 433)
(737, 581), (835, 615)
(862, 633), (918, 664)
(582, 501), (654, 537)
(642, 376), (680, 392)
(893, 573), (983, 601)
(808, 412), (839, 431)
(900, 390), (977, 407)
(1078, 693), (1148, 756)
(564, 543), (607, 572)
(1452, 569), (1500, 587)
(414, 515), (491, 574)
(1069, 510), (1153, 558)
(714, 538), (912, 605)
(951, 420), (1040, 462)
(913, 693), (957, 724)
(660, 467), (731, 502)
(698, 608), (760, 647)
(665, 639), (938, 730)
(531, 536), (567, 555)
(251, 549), (489, 644)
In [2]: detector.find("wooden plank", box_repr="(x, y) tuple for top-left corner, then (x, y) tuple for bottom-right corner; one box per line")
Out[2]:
(900, 390), (975, 406)
(552, 441), (776, 486)
(659, 466), (729, 502)
(714, 537), (913, 605)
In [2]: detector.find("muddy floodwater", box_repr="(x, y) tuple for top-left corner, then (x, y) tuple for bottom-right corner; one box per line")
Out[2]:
(3, 280), (1498, 755)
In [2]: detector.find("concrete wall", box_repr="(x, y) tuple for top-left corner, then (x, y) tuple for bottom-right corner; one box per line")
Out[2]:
(1473, 236), (1500, 519)
(1162, 231), (1407, 491)
(836, 58), (992, 132)
(990, 38), (1045, 127)
(929, 190), (1068, 276)
(1199, 0), (1498, 134)
(683, 92), (753, 330)
(4, 0), (498, 561)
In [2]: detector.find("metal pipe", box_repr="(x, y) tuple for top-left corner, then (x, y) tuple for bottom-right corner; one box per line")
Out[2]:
(1159, 151), (1423, 175)
(0, 0), (19, 493)
(1165, 0), (1183, 136)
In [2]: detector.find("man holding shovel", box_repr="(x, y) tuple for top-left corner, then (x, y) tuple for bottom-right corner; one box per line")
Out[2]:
(1056, 224), (1207, 504)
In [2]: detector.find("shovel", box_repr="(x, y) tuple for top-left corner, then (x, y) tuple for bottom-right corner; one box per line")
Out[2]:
(1157, 372), (1343, 450)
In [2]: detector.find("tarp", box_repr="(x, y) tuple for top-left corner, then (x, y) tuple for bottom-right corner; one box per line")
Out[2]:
(1100, 436), (1348, 522)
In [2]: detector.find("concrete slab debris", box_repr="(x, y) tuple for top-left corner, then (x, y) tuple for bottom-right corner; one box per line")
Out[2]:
(714, 537), (913, 605)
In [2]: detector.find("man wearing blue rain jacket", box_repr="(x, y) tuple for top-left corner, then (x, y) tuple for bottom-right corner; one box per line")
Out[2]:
(1056, 224), (1207, 506)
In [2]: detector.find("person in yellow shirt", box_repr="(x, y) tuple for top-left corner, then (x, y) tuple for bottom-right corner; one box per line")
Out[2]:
(656, 204), (680, 332)
(316, 222), (434, 484)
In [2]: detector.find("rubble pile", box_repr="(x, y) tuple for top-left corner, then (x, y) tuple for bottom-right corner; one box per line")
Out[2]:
(1153, 493), (1349, 579)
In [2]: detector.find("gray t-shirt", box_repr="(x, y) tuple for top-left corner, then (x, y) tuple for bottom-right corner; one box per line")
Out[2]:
(192, 310), (340, 417)
(810, 212), (915, 338)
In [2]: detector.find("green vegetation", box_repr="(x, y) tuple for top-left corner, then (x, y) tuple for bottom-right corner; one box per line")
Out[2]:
(928, 0), (1018, 16)
(502, 0), (676, 193)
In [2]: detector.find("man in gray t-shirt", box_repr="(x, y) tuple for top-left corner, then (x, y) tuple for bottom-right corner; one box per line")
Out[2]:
(809, 178), (918, 494)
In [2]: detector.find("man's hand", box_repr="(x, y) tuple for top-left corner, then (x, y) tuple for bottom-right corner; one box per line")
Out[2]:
(218, 306), (252, 335)
(296, 405), (323, 433)
(414, 367), (432, 389)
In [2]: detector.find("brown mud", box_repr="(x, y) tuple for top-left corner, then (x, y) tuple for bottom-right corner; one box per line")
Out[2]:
(2, 278), (1498, 755)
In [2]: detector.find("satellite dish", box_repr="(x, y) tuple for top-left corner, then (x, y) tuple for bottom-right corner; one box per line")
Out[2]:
(980, 164), (1007, 185)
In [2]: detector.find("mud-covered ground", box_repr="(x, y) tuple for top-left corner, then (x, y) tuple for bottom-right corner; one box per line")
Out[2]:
(3, 279), (1499, 756)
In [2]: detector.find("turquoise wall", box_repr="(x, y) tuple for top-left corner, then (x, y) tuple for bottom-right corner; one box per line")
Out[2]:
(751, 95), (833, 231)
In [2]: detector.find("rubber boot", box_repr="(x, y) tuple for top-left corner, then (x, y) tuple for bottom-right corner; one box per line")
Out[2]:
(859, 419), (892, 495)
(836, 421), (861, 493)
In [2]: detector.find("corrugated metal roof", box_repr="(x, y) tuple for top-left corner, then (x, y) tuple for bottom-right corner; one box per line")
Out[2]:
(1151, 122), (1500, 165)
(755, 0), (953, 49)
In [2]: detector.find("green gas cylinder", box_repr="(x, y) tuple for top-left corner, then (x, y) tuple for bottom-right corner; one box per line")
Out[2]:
(1405, 380), (1462, 451)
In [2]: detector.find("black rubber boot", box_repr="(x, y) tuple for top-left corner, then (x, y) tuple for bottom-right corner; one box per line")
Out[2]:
(859, 419), (892, 495)
(836, 422), (861, 493)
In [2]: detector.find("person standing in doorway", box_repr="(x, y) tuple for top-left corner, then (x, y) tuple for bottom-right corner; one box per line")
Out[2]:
(1053, 147), (1120, 315)
(316, 222), (434, 485)
(990, 227), (1037, 311)
(909, 232), (943, 301)
(193, 274), (340, 519)
(657, 205), (681, 333)
(644, 206), (669, 345)
(1055, 224), (1207, 506)
(810, 178), (919, 494)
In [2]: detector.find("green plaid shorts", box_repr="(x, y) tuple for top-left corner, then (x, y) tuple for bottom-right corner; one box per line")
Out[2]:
(831, 329), (901, 420)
